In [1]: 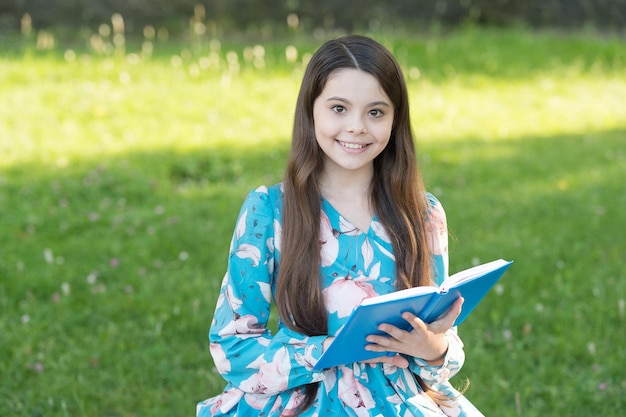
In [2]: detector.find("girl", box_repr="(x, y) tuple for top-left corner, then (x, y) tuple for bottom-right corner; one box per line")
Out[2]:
(197, 35), (483, 416)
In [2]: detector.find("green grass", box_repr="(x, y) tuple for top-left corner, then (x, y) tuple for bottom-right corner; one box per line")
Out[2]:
(1, 26), (625, 416)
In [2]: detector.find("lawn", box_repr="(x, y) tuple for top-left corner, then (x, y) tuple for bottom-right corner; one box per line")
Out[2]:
(1, 25), (625, 416)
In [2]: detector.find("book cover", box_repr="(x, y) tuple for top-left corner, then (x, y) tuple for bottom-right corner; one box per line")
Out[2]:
(313, 259), (513, 370)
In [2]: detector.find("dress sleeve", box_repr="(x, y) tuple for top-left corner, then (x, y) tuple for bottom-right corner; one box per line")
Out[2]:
(426, 193), (449, 286)
(407, 194), (465, 384)
(208, 186), (326, 395)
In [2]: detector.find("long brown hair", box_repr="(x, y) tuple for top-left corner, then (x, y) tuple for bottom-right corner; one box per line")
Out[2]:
(277, 35), (434, 413)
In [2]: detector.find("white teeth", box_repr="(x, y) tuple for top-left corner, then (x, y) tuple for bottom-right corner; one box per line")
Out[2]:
(339, 141), (366, 149)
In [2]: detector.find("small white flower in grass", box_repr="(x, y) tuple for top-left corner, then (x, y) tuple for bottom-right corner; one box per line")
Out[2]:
(226, 51), (238, 65)
(199, 56), (210, 69)
(409, 67), (421, 80)
(287, 13), (299, 29)
(86, 272), (98, 284)
(494, 284), (504, 295)
(179, 251), (189, 261)
(193, 22), (205, 36)
(64, 49), (76, 62)
(126, 53), (140, 65)
(285, 45), (298, 63)
(253, 45), (265, 59)
(142, 41), (153, 57)
(587, 342), (596, 356)
(22, 314), (30, 324)
(143, 25), (155, 39)
(503, 329), (512, 341)
(61, 282), (70, 296)
(618, 299), (625, 318)
(44, 249), (54, 264)
(170, 55), (183, 68)
(98, 23), (110, 37)
(243, 47), (254, 62)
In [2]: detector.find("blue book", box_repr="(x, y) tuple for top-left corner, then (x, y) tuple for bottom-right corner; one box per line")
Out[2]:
(313, 259), (513, 370)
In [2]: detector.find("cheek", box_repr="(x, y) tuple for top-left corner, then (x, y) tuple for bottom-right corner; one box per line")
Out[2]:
(314, 114), (338, 140)
(372, 121), (394, 142)
(312, 109), (325, 137)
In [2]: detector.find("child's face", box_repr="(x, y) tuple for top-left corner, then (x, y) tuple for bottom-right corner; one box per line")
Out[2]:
(312, 68), (394, 178)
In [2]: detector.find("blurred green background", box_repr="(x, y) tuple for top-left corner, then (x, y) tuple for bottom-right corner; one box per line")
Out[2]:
(1, 1), (625, 416)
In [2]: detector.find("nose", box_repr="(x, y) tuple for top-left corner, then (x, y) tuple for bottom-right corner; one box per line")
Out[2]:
(347, 115), (367, 135)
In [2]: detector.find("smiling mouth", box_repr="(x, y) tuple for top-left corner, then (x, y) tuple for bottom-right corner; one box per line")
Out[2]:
(337, 140), (368, 149)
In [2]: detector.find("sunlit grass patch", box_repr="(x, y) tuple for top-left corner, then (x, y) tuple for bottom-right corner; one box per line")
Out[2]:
(410, 74), (626, 143)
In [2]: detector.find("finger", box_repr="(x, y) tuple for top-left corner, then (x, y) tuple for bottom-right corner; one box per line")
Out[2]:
(400, 312), (427, 333)
(365, 334), (394, 352)
(364, 342), (388, 353)
(376, 321), (413, 340)
(431, 297), (464, 332)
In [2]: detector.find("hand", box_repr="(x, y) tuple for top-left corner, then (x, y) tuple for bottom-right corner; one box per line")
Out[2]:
(363, 297), (464, 365)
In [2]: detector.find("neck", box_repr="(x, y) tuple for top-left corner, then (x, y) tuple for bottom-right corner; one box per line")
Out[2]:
(319, 166), (373, 199)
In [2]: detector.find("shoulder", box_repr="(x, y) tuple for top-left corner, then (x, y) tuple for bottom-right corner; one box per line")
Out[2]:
(243, 183), (282, 199)
(240, 183), (284, 216)
(425, 192), (447, 220)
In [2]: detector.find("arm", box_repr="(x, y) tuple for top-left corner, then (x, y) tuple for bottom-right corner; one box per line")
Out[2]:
(408, 194), (464, 384)
(362, 194), (465, 384)
(209, 186), (326, 396)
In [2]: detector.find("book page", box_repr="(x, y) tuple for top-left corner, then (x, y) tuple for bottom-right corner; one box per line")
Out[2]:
(441, 259), (509, 290)
(360, 285), (437, 306)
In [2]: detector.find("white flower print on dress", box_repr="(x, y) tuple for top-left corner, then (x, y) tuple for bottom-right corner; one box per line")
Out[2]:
(320, 211), (339, 266)
(236, 243), (261, 266)
(338, 368), (376, 414)
(323, 274), (377, 319)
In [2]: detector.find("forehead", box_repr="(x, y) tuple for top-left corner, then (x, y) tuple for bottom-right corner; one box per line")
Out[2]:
(320, 68), (390, 102)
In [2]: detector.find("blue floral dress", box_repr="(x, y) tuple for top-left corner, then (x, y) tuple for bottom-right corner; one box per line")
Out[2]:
(197, 183), (484, 417)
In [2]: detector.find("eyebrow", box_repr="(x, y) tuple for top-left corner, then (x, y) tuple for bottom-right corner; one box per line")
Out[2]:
(326, 96), (391, 107)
